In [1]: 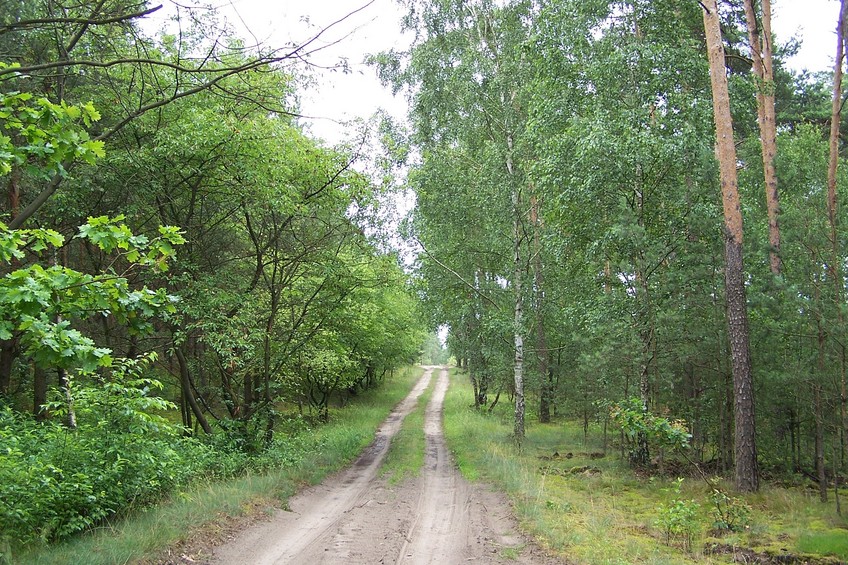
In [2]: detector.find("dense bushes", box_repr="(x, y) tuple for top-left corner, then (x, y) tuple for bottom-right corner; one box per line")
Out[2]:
(0, 359), (319, 549)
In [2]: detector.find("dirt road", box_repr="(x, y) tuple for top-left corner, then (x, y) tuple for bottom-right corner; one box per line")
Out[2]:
(209, 366), (557, 565)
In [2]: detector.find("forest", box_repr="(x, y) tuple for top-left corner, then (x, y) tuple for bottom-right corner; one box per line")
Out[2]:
(393, 0), (846, 494)
(1, 0), (847, 562)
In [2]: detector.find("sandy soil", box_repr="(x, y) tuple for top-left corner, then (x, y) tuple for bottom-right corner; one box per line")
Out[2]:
(208, 366), (561, 565)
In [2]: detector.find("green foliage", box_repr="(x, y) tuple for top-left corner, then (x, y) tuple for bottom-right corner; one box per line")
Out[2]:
(0, 87), (104, 177)
(609, 398), (691, 456)
(0, 217), (181, 372)
(15, 367), (424, 565)
(443, 375), (848, 563)
(654, 478), (700, 551)
(0, 355), (195, 546)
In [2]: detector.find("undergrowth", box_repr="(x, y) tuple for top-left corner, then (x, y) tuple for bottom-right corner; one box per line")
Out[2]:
(442, 368), (848, 565)
(14, 365), (424, 565)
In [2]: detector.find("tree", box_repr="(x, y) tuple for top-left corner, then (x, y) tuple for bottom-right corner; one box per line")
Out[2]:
(827, 0), (848, 463)
(0, 0), (377, 229)
(743, 0), (782, 276)
(378, 0), (536, 440)
(702, 0), (759, 492)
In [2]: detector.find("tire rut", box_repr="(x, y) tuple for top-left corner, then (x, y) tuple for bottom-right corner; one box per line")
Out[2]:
(209, 366), (561, 565)
(209, 368), (434, 565)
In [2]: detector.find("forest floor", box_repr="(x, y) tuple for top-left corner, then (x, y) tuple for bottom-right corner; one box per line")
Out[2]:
(189, 366), (560, 565)
(439, 370), (848, 565)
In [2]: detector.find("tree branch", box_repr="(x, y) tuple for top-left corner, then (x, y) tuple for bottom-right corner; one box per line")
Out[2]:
(0, 5), (163, 35)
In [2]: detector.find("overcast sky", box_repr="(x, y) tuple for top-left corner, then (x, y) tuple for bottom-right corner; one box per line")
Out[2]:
(146, 0), (841, 145)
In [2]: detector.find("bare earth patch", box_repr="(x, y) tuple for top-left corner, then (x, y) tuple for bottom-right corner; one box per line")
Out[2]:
(195, 367), (562, 565)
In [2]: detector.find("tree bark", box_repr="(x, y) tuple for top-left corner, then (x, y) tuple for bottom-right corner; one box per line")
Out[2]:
(6, 166), (21, 219)
(813, 286), (827, 502)
(0, 339), (15, 396)
(507, 134), (525, 443)
(743, 0), (782, 276)
(33, 365), (47, 422)
(827, 0), (848, 467)
(703, 0), (759, 492)
(815, 406), (829, 497)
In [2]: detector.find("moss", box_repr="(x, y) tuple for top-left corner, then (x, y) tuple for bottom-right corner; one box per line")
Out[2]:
(441, 371), (848, 565)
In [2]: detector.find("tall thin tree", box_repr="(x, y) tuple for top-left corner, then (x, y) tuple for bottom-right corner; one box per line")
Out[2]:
(743, 0), (782, 276)
(827, 0), (848, 463)
(702, 0), (759, 492)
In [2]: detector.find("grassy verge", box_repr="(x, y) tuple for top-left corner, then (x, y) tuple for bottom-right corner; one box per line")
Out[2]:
(380, 374), (434, 484)
(442, 368), (848, 565)
(18, 366), (425, 565)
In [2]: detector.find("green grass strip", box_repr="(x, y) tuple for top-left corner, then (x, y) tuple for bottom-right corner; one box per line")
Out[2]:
(17, 366), (425, 565)
(380, 373), (434, 485)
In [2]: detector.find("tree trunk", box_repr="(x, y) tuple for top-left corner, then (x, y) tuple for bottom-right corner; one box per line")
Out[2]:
(817, 282), (829, 502)
(744, 0), (782, 276)
(33, 365), (47, 421)
(827, 0), (848, 467)
(815, 380), (828, 501)
(6, 166), (20, 219)
(531, 193), (552, 423)
(0, 338), (15, 396)
(703, 0), (759, 492)
(507, 135), (525, 443)
(175, 346), (212, 434)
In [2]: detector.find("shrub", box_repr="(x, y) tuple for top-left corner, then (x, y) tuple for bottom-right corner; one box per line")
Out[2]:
(654, 478), (700, 551)
(709, 488), (751, 533)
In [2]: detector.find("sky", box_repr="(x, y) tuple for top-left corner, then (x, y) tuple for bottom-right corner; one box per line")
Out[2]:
(142, 0), (840, 146)
(772, 0), (841, 75)
(144, 1), (410, 145)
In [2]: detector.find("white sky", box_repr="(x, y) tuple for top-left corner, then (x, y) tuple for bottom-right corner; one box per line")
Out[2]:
(772, 0), (840, 75)
(143, 0), (840, 145)
(144, 1), (410, 145)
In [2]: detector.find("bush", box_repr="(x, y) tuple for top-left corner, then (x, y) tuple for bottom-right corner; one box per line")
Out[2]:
(709, 488), (751, 532)
(0, 360), (321, 553)
(654, 478), (700, 551)
(0, 378), (196, 545)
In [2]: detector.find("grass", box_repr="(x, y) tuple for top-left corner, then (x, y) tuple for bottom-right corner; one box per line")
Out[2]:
(441, 368), (848, 565)
(17, 365), (425, 565)
(380, 375), (433, 484)
(797, 530), (848, 559)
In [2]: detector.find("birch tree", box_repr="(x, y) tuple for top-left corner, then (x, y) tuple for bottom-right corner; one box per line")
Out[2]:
(378, 0), (534, 440)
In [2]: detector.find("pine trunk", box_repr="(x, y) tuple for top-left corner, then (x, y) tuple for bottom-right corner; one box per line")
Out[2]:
(816, 320), (829, 503)
(827, 0), (848, 466)
(743, 0), (782, 275)
(703, 0), (759, 492)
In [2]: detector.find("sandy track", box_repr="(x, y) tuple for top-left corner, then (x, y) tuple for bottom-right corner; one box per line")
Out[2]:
(209, 366), (559, 565)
